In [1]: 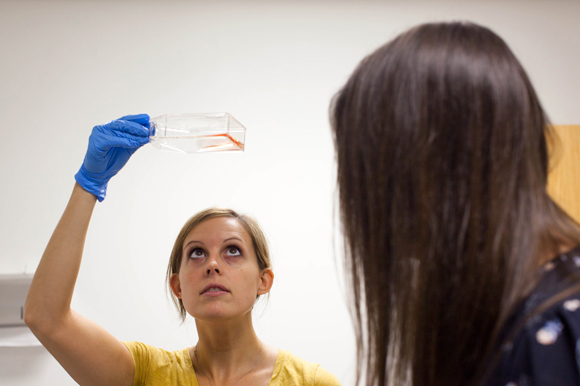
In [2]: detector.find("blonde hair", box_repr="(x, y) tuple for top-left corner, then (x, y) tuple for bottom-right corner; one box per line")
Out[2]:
(166, 208), (271, 321)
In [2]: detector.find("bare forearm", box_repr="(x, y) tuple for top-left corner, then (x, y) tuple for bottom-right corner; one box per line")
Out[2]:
(25, 183), (97, 330)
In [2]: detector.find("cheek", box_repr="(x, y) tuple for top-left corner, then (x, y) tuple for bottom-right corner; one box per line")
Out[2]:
(178, 269), (200, 294)
(236, 268), (261, 294)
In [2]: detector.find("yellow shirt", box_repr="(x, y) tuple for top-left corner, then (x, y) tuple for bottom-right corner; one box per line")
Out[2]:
(122, 341), (342, 386)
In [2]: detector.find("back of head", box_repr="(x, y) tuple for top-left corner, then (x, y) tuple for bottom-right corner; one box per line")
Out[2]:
(331, 21), (580, 385)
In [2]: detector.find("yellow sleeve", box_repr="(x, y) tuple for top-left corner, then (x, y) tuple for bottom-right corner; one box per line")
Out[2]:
(271, 349), (342, 386)
(314, 364), (343, 386)
(121, 341), (195, 386)
(122, 341), (155, 386)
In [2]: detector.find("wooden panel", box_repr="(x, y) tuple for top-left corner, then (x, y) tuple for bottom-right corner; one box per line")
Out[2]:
(547, 125), (580, 223)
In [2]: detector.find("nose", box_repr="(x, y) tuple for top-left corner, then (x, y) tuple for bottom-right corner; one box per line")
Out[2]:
(205, 255), (221, 276)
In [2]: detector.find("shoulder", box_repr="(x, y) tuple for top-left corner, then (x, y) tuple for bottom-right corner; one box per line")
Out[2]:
(271, 349), (342, 386)
(122, 342), (193, 385)
(491, 248), (580, 385)
(122, 341), (179, 365)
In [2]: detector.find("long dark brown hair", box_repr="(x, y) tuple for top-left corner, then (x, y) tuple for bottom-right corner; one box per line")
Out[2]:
(330, 21), (580, 386)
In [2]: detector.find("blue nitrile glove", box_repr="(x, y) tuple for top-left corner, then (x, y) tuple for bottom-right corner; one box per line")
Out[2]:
(74, 114), (150, 202)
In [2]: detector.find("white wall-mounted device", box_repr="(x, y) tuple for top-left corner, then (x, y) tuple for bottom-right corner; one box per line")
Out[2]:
(0, 274), (40, 347)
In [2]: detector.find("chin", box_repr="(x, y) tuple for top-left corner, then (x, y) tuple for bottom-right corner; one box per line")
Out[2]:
(189, 305), (252, 323)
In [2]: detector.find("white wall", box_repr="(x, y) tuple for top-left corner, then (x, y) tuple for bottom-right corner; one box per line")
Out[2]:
(0, 0), (578, 384)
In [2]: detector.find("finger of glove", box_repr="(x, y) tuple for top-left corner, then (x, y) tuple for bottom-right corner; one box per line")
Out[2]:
(107, 119), (150, 137)
(102, 133), (149, 150)
(117, 113), (150, 128)
(90, 124), (148, 153)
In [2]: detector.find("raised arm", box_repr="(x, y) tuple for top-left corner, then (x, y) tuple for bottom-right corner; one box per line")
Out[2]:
(24, 114), (150, 386)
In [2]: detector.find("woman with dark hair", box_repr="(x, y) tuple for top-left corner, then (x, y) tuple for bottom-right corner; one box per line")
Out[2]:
(331, 22), (580, 385)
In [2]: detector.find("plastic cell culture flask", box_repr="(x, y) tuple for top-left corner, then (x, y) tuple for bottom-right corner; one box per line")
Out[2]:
(149, 113), (246, 153)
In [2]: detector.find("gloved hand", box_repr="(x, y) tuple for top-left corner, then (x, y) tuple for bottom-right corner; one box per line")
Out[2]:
(75, 114), (150, 202)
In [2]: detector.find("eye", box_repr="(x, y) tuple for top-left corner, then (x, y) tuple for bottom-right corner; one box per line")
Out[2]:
(189, 248), (206, 259)
(225, 246), (241, 257)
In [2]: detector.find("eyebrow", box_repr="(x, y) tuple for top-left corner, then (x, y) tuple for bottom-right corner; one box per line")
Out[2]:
(223, 237), (244, 244)
(183, 240), (204, 249)
(183, 237), (245, 249)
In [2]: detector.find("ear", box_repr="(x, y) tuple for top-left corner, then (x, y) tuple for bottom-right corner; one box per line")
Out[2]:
(169, 273), (182, 299)
(257, 268), (274, 296)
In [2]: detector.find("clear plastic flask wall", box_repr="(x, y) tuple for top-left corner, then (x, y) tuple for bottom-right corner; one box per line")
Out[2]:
(149, 113), (246, 153)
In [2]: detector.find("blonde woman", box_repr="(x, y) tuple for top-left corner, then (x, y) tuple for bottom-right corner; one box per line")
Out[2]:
(24, 114), (340, 386)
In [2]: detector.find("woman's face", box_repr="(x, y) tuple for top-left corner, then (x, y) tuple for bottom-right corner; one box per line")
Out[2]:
(170, 217), (273, 322)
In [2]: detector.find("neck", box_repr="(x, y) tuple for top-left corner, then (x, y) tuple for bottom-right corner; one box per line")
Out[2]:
(193, 314), (262, 381)
(537, 232), (577, 266)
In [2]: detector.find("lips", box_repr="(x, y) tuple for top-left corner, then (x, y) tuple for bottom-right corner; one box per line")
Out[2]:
(201, 283), (230, 295)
